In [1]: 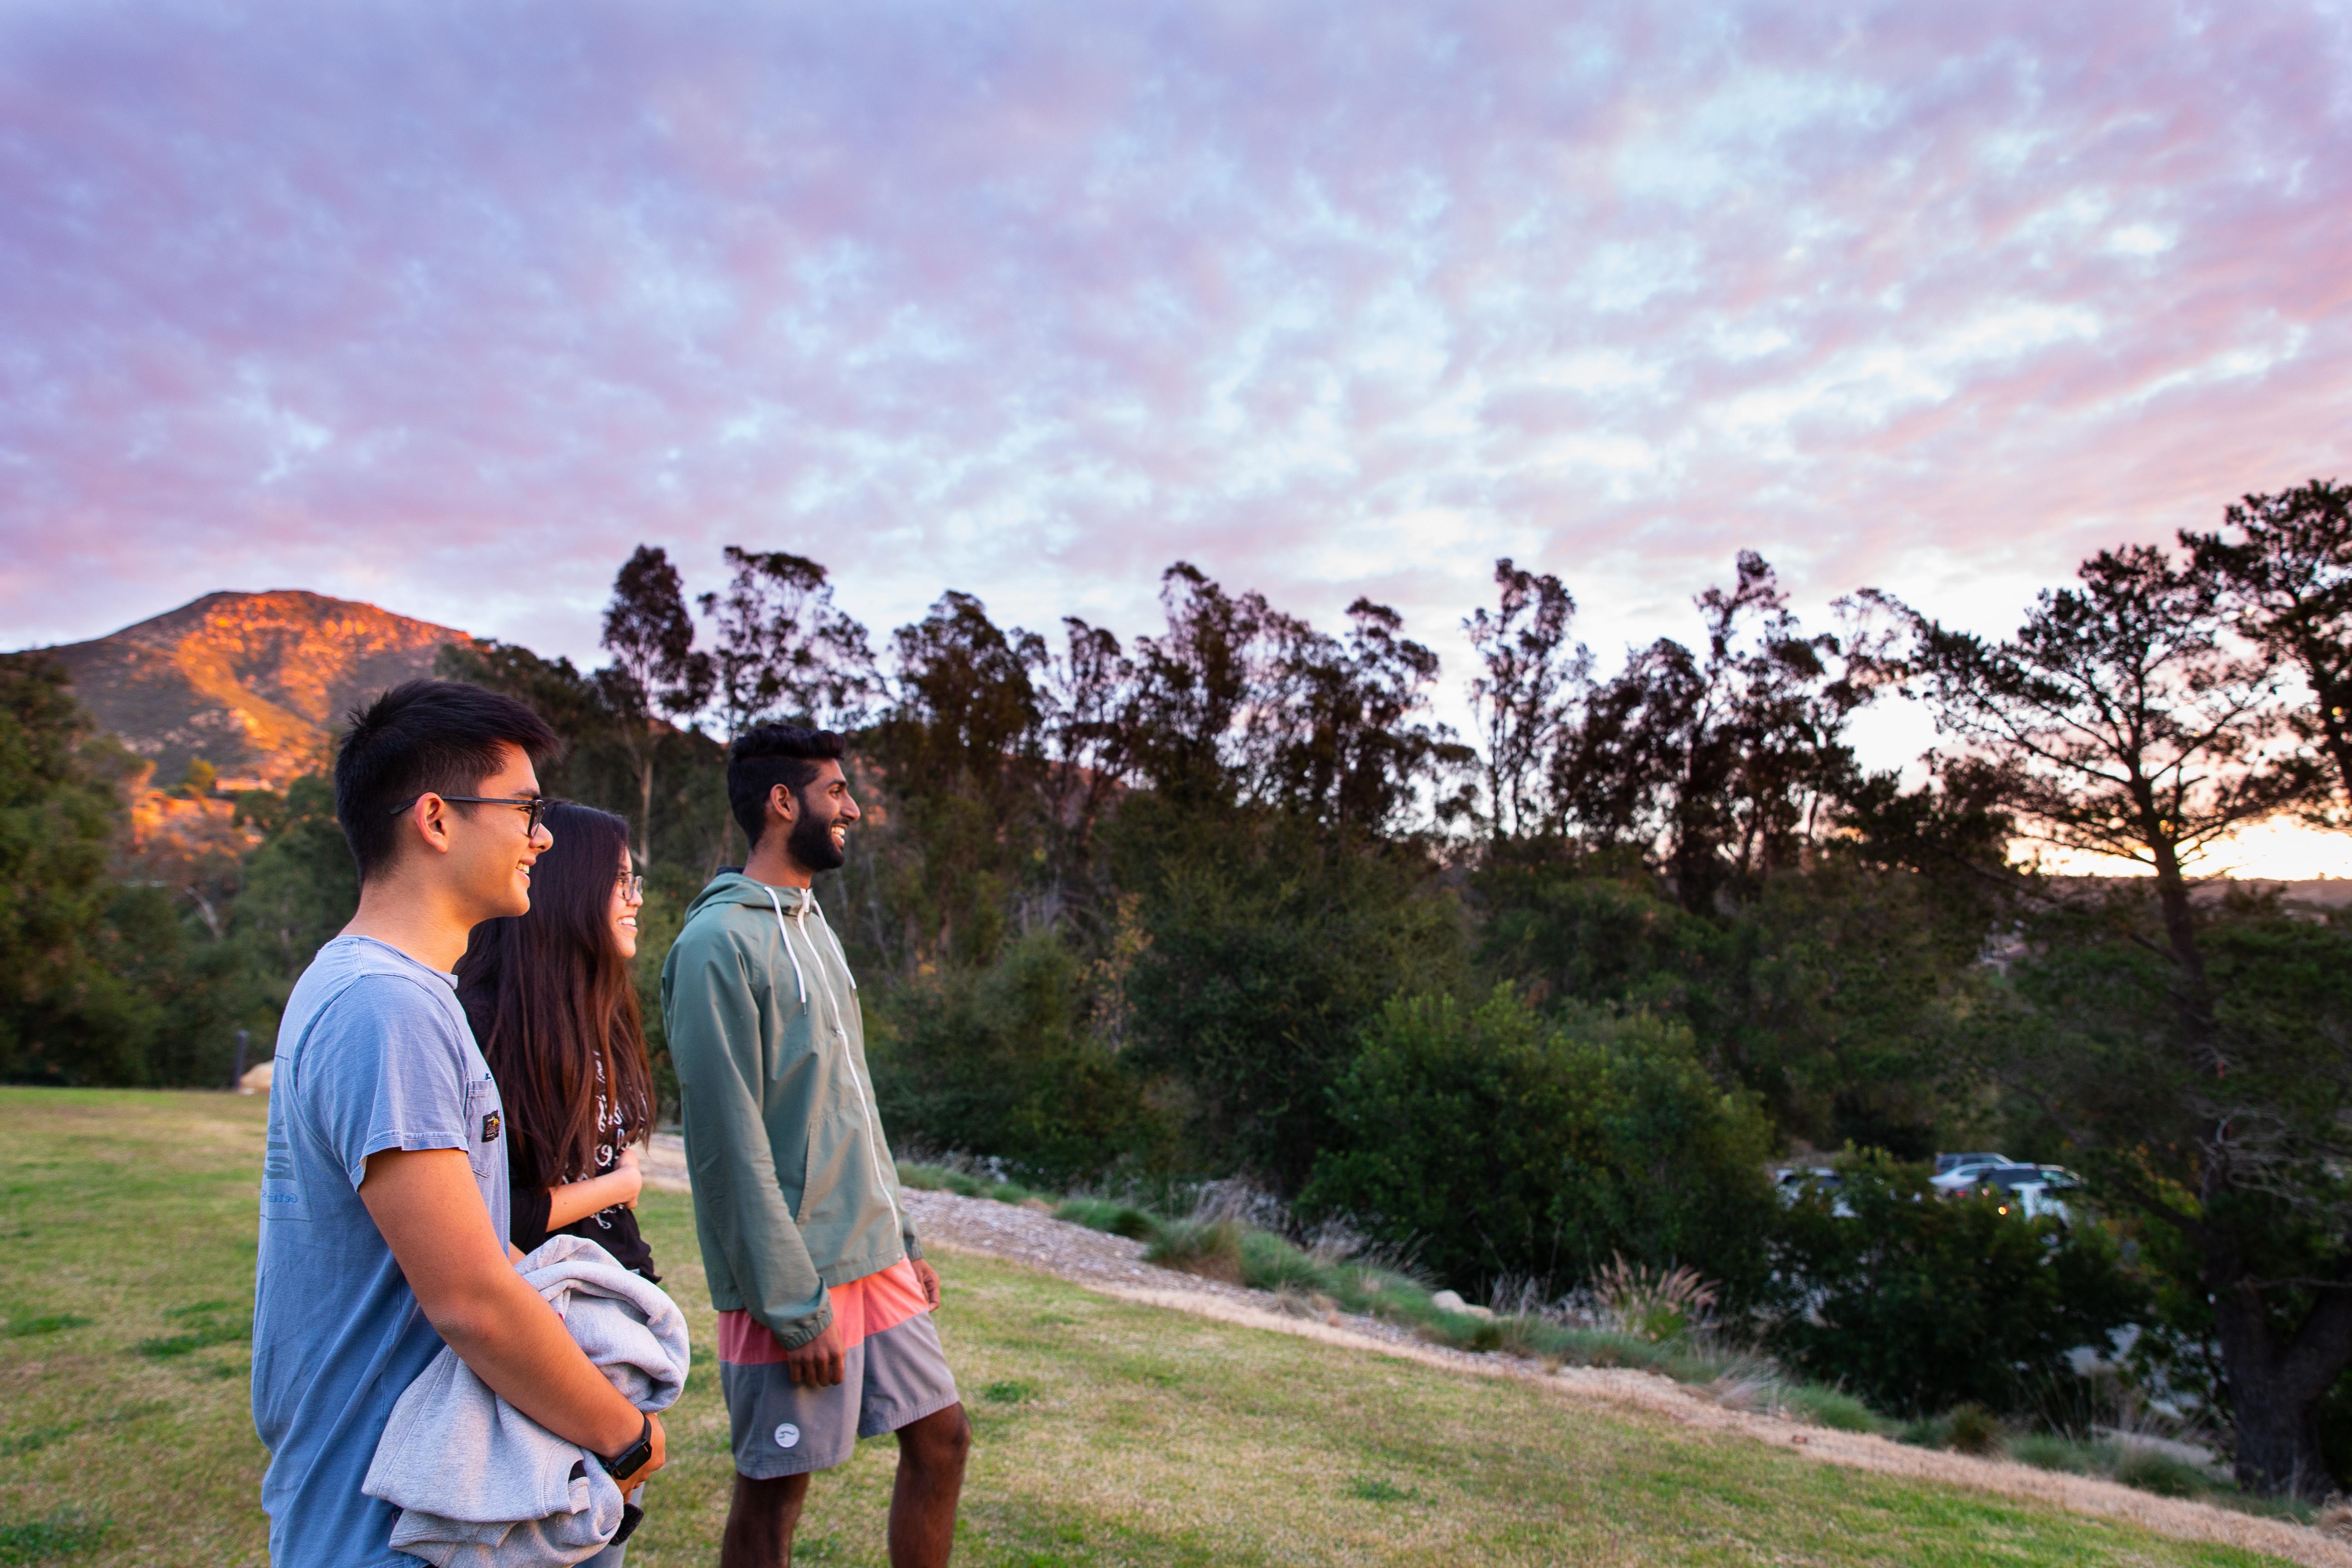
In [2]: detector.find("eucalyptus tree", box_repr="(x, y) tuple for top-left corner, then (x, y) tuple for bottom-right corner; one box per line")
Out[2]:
(599, 545), (712, 866)
(1537, 553), (1875, 911)
(697, 546), (879, 741)
(1464, 559), (1582, 840)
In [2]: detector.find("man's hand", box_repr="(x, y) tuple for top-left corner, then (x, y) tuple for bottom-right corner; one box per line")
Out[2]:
(911, 1258), (942, 1310)
(783, 1319), (846, 1387)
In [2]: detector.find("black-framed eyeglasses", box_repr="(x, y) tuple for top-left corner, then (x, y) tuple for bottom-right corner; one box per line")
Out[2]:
(389, 794), (549, 836)
(616, 872), (645, 902)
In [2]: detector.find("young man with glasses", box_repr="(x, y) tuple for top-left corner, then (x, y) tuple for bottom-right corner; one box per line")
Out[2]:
(252, 680), (667, 1568)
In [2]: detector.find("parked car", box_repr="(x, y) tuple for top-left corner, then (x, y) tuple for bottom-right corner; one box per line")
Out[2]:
(1929, 1152), (2015, 1195)
(1956, 1163), (2081, 1222)
(1772, 1166), (1853, 1217)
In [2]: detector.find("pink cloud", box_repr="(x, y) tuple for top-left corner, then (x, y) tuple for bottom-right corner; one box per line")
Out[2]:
(0, 0), (2344, 711)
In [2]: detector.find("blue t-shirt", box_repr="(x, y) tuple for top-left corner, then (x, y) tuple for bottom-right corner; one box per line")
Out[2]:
(252, 935), (510, 1568)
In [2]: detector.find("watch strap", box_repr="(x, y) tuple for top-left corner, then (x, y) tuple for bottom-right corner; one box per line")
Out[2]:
(599, 1411), (653, 1481)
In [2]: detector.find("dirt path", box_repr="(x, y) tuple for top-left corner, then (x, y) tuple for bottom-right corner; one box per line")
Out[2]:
(645, 1140), (2350, 1567)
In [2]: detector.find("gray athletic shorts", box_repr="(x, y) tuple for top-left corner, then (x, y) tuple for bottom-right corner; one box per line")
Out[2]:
(720, 1311), (961, 1478)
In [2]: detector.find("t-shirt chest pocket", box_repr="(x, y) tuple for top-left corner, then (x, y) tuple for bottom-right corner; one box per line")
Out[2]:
(464, 1077), (504, 1181)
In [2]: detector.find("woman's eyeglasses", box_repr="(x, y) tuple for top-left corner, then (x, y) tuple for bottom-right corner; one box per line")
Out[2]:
(387, 794), (550, 836)
(616, 872), (645, 902)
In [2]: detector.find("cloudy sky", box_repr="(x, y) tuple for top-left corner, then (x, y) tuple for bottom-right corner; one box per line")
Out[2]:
(3, 1), (2347, 866)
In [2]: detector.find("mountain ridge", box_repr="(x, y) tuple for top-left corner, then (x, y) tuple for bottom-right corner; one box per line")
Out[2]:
(23, 589), (478, 787)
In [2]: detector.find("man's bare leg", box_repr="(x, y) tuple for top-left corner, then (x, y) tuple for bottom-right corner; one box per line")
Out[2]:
(887, 1403), (972, 1568)
(721, 1471), (811, 1568)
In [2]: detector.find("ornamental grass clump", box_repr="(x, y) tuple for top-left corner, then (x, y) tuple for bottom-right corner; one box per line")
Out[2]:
(1590, 1254), (1720, 1345)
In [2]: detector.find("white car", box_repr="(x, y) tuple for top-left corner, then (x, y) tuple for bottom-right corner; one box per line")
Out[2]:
(1929, 1156), (2012, 1195)
(1772, 1166), (1854, 1218)
(1949, 1163), (2081, 1222)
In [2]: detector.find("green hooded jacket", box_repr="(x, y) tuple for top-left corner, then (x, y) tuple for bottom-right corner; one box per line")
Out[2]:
(661, 872), (920, 1349)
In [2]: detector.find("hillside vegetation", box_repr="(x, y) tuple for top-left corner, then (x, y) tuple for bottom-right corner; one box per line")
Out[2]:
(8, 482), (2352, 1495)
(0, 1091), (2309, 1568)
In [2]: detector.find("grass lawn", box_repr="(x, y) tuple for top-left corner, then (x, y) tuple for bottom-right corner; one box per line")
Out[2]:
(0, 1089), (2301, 1567)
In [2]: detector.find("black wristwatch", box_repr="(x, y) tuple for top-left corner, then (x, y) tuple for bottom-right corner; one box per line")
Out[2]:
(598, 1412), (654, 1483)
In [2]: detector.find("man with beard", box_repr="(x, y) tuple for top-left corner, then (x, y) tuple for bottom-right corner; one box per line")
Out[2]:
(664, 726), (969, 1568)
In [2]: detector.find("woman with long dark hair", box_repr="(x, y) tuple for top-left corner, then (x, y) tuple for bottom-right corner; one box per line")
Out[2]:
(457, 801), (660, 1281)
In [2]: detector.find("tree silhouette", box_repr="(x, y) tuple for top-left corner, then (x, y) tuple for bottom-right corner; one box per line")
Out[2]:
(698, 547), (879, 741)
(1465, 559), (1582, 840)
(2185, 479), (2352, 826)
(1900, 544), (2350, 1497)
(600, 545), (710, 866)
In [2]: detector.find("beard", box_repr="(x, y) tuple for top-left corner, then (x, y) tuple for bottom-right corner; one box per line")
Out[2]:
(787, 805), (845, 872)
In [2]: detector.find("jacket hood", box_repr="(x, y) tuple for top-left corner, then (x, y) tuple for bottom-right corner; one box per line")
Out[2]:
(681, 871), (822, 926)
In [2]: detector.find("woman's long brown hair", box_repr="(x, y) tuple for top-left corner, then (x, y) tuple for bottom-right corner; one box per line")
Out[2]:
(456, 801), (654, 1190)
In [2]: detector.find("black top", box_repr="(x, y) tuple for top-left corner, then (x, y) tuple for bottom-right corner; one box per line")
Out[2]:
(504, 1070), (660, 1282)
(509, 1134), (660, 1281)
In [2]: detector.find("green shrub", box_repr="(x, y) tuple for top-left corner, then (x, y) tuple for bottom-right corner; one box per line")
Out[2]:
(2112, 1446), (2210, 1498)
(868, 931), (1171, 1183)
(1302, 986), (1778, 1300)
(897, 1157), (1044, 1205)
(896, 1161), (951, 1192)
(1237, 1230), (1327, 1294)
(1782, 1384), (1878, 1433)
(2008, 1432), (2092, 1473)
(1055, 1197), (1157, 1240)
(895, 1161), (989, 1199)
(1946, 1402), (2001, 1455)
(1145, 1218), (1244, 1283)
(1765, 1154), (2146, 1417)
(1564, 1329), (1670, 1370)
(1896, 1415), (1949, 1448)
(1493, 1314), (1553, 1360)
(1111, 798), (1473, 1191)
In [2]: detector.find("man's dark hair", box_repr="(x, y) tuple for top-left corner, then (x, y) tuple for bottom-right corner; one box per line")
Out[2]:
(335, 679), (560, 881)
(729, 724), (847, 848)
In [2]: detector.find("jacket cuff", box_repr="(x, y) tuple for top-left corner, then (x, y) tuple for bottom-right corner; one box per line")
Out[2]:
(765, 1293), (834, 1351)
(903, 1233), (924, 1262)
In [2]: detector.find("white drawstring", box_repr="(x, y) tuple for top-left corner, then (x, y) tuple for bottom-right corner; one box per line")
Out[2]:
(762, 887), (807, 1004)
(759, 884), (897, 1230)
(808, 899), (857, 990)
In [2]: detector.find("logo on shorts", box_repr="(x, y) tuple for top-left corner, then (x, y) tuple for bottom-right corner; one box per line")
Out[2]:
(481, 1111), (502, 1142)
(774, 1422), (801, 1450)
